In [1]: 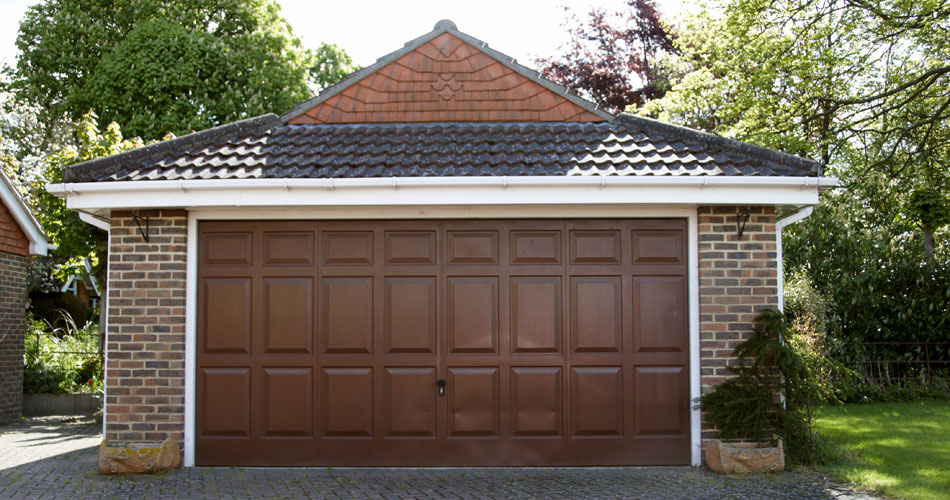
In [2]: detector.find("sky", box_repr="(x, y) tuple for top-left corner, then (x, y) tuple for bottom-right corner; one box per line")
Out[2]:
(0, 0), (686, 70)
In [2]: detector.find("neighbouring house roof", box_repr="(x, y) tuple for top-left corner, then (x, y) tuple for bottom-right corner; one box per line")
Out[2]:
(0, 171), (49, 256)
(62, 20), (820, 184)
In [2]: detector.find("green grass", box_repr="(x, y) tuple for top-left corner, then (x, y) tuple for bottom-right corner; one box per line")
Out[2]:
(815, 401), (950, 500)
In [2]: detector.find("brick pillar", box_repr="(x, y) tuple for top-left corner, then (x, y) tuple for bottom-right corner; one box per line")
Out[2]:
(105, 210), (187, 444)
(697, 206), (778, 443)
(0, 251), (28, 424)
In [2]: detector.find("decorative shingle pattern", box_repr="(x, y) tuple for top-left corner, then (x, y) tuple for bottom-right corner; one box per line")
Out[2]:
(287, 32), (604, 124)
(76, 121), (816, 183)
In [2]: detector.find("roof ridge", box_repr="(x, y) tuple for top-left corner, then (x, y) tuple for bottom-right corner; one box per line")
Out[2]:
(64, 114), (282, 182)
(278, 20), (614, 124)
(614, 113), (819, 176)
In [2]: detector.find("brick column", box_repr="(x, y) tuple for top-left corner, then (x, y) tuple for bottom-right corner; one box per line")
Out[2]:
(697, 206), (778, 443)
(105, 210), (187, 444)
(0, 251), (28, 424)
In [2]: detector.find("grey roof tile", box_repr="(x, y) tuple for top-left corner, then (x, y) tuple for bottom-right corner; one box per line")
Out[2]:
(65, 117), (820, 182)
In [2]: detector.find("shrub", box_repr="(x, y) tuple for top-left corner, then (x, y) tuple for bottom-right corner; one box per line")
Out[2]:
(22, 312), (102, 394)
(699, 310), (850, 465)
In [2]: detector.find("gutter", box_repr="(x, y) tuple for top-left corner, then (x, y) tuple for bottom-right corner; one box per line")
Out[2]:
(49, 175), (840, 193)
(775, 206), (815, 313)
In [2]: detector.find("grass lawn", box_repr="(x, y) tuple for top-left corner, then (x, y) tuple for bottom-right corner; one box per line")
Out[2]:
(815, 400), (950, 500)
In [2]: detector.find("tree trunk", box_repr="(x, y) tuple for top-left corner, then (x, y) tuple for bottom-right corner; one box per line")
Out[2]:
(923, 220), (935, 265)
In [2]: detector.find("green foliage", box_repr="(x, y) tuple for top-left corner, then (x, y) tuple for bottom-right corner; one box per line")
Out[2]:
(310, 42), (360, 93)
(784, 195), (950, 350)
(699, 310), (850, 465)
(29, 111), (144, 284)
(10, 0), (354, 141)
(23, 312), (102, 394)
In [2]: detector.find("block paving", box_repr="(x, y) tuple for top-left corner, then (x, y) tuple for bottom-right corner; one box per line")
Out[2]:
(1, 416), (881, 500)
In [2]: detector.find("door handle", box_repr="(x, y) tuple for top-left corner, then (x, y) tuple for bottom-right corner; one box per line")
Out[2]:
(437, 379), (446, 396)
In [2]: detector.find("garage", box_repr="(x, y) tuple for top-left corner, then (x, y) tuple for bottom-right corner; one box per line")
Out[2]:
(196, 219), (689, 466)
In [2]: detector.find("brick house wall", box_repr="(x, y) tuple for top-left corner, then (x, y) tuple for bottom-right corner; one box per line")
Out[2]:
(697, 205), (778, 443)
(0, 198), (30, 424)
(104, 210), (187, 444)
(0, 251), (28, 424)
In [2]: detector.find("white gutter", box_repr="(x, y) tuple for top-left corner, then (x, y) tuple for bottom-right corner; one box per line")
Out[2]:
(48, 176), (839, 211)
(775, 206), (815, 312)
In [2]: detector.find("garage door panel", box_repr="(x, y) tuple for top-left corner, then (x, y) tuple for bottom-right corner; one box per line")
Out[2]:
(510, 231), (561, 265)
(262, 231), (314, 266)
(447, 367), (499, 437)
(571, 366), (623, 437)
(632, 230), (684, 264)
(571, 277), (622, 354)
(199, 367), (250, 437)
(384, 367), (437, 438)
(323, 231), (374, 265)
(633, 276), (686, 353)
(447, 231), (499, 265)
(511, 277), (561, 354)
(322, 277), (373, 355)
(633, 366), (688, 436)
(385, 277), (436, 354)
(511, 367), (562, 437)
(263, 277), (313, 354)
(321, 367), (373, 438)
(261, 367), (313, 437)
(202, 232), (252, 266)
(385, 231), (437, 265)
(570, 230), (621, 264)
(447, 277), (498, 354)
(201, 278), (251, 355)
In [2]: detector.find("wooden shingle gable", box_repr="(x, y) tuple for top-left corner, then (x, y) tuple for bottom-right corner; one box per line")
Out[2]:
(285, 21), (607, 124)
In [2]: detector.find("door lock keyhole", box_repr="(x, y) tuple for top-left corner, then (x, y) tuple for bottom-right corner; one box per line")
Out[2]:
(437, 379), (446, 396)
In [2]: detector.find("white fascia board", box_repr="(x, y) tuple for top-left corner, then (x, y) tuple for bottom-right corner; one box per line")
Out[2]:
(1, 172), (49, 255)
(48, 176), (837, 211)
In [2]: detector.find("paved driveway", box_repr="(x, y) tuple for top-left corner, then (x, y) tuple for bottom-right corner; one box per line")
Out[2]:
(0, 416), (880, 500)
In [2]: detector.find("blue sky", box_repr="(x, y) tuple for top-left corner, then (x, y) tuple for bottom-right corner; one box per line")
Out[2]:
(0, 0), (685, 70)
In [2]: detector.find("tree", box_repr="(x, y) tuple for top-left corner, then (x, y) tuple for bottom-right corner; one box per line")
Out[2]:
(30, 111), (144, 285)
(310, 42), (360, 93)
(535, 0), (678, 113)
(9, 0), (355, 141)
(640, 0), (950, 260)
(639, 0), (950, 361)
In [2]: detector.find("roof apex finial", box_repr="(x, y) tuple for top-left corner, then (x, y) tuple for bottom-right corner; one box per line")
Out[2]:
(434, 19), (457, 31)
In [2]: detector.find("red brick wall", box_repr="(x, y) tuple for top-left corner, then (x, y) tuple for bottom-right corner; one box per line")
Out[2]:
(0, 200), (29, 256)
(105, 210), (187, 444)
(697, 206), (778, 443)
(0, 251), (28, 424)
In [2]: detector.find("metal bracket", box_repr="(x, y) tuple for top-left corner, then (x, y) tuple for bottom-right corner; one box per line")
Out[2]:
(132, 210), (150, 243)
(736, 206), (752, 239)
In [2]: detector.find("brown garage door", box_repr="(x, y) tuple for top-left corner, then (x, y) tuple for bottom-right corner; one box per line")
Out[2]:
(196, 219), (689, 466)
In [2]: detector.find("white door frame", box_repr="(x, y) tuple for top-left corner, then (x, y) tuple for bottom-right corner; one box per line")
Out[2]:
(183, 205), (702, 466)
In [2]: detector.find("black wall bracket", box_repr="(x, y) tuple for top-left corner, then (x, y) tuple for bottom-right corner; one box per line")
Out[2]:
(132, 210), (150, 243)
(736, 206), (752, 239)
